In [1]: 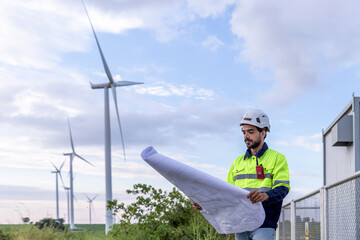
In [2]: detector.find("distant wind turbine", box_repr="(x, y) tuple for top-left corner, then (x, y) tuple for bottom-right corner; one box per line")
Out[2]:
(81, 0), (143, 233)
(51, 160), (65, 221)
(63, 118), (94, 230)
(85, 194), (99, 224)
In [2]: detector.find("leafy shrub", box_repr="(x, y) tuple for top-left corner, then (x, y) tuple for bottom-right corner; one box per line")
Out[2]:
(107, 184), (193, 239)
(107, 184), (234, 240)
(34, 218), (66, 232)
(0, 228), (11, 240)
(22, 217), (30, 224)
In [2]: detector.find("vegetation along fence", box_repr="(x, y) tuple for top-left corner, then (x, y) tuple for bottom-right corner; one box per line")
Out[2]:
(276, 171), (360, 240)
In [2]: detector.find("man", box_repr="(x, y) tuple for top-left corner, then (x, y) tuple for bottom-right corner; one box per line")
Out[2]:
(192, 109), (290, 240)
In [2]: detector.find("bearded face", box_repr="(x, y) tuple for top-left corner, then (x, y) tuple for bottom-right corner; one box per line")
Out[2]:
(242, 124), (264, 150)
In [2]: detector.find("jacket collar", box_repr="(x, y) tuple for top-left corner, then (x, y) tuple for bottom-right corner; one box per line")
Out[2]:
(243, 142), (268, 160)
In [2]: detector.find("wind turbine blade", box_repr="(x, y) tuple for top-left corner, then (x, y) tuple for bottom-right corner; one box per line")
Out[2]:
(115, 81), (144, 87)
(67, 118), (75, 153)
(91, 194), (99, 201)
(91, 202), (96, 219)
(84, 194), (91, 201)
(82, 0), (114, 84)
(75, 153), (95, 167)
(59, 160), (66, 170)
(111, 86), (127, 161)
(59, 171), (66, 187)
(50, 161), (59, 171)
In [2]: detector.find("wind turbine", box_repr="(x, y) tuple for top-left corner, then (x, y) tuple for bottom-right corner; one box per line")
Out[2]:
(85, 194), (99, 224)
(63, 186), (70, 224)
(51, 160), (65, 221)
(63, 118), (94, 230)
(81, 0), (143, 233)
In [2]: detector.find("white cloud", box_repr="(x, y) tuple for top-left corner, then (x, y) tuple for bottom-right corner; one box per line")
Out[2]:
(275, 133), (322, 152)
(82, 4), (143, 34)
(230, 0), (360, 106)
(202, 35), (224, 51)
(0, 0), (91, 69)
(134, 82), (215, 99)
(83, 0), (194, 42)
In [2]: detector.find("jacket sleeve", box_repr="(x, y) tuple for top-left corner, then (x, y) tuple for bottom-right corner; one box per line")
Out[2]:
(266, 186), (289, 205)
(226, 162), (235, 185)
(266, 153), (290, 204)
(271, 153), (290, 191)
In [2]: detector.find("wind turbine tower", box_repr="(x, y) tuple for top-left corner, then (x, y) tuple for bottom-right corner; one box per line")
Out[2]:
(81, 0), (143, 233)
(63, 186), (71, 224)
(64, 118), (94, 230)
(85, 194), (99, 224)
(51, 161), (65, 221)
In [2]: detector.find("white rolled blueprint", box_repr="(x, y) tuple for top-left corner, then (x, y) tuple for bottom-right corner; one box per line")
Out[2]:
(141, 146), (265, 234)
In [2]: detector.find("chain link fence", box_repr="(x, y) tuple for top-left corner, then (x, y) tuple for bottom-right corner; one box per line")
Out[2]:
(294, 193), (320, 240)
(278, 205), (291, 239)
(327, 176), (360, 240)
(277, 172), (360, 240)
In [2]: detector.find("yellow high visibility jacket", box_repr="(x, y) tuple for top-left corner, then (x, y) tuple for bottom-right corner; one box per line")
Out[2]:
(226, 144), (290, 192)
(226, 143), (290, 229)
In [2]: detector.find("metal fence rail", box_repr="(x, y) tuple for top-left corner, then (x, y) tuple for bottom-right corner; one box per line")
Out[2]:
(277, 171), (360, 240)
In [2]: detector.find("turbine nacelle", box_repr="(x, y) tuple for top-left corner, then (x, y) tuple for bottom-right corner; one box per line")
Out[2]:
(51, 160), (66, 186)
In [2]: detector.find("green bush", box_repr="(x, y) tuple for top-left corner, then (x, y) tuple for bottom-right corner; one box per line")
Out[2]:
(0, 228), (11, 240)
(107, 184), (234, 240)
(35, 218), (66, 232)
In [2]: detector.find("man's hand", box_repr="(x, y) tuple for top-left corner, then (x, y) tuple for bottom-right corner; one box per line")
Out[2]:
(247, 190), (269, 204)
(191, 201), (202, 211)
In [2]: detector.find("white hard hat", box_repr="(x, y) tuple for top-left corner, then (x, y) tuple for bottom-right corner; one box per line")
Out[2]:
(240, 109), (270, 132)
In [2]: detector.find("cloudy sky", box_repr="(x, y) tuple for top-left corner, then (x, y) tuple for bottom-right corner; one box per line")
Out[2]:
(1, 0), (360, 225)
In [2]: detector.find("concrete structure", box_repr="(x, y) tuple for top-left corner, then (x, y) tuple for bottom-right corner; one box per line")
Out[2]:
(323, 95), (360, 185)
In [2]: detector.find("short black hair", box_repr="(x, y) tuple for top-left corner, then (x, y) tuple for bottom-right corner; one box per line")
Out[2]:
(256, 127), (267, 139)
(256, 127), (264, 132)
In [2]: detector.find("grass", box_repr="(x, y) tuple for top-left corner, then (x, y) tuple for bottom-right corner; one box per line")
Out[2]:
(0, 223), (235, 240)
(0, 224), (112, 240)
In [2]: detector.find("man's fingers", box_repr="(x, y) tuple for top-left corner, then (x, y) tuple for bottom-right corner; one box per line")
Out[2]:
(247, 190), (258, 199)
(252, 194), (263, 203)
(247, 190), (264, 203)
(191, 201), (202, 210)
(249, 192), (269, 203)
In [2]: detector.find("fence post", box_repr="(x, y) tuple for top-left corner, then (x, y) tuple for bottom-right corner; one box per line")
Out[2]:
(291, 200), (296, 240)
(282, 209), (285, 240)
(320, 187), (326, 240)
(324, 187), (327, 240)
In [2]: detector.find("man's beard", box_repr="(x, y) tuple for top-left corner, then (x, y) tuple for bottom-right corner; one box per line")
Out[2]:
(245, 137), (261, 149)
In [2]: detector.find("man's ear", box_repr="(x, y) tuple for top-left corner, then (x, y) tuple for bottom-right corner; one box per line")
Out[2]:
(261, 129), (266, 139)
